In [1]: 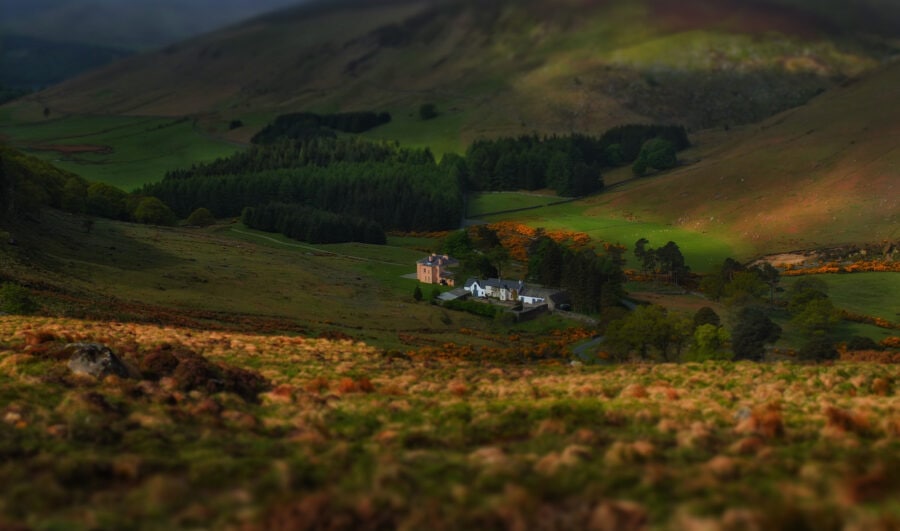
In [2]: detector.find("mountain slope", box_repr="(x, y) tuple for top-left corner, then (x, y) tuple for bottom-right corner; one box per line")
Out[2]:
(589, 60), (900, 256)
(0, 34), (131, 90)
(0, 0), (303, 51)
(35, 0), (898, 136)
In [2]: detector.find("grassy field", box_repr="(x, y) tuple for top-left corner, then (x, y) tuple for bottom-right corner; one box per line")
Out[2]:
(486, 200), (742, 273)
(223, 225), (434, 299)
(773, 273), (900, 348)
(1, 315), (898, 529)
(0, 102), (240, 190)
(782, 273), (900, 325)
(770, 308), (895, 350)
(360, 106), (471, 159)
(467, 192), (568, 218)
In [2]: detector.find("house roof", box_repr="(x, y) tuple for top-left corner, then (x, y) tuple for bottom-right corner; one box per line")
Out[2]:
(483, 278), (516, 290)
(417, 254), (459, 267)
(438, 288), (469, 301)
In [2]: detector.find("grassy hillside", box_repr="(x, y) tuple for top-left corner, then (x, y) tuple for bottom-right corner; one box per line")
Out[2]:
(0, 208), (527, 350)
(474, 60), (899, 262)
(1, 0), (897, 259)
(26, 0), (897, 135)
(0, 34), (131, 91)
(0, 109), (240, 190)
(0, 0), (301, 51)
(593, 61), (900, 257)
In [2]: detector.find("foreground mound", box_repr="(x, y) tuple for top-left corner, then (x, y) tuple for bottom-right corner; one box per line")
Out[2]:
(1, 316), (899, 529)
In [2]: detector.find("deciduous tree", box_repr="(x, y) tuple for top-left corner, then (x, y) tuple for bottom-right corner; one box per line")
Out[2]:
(791, 298), (840, 335)
(686, 324), (732, 361)
(798, 337), (838, 362)
(606, 305), (690, 362)
(186, 207), (215, 227)
(133, 197), (178, 226)
(731, 307), (781, 361)
(632, 137), (677, 176)
(693, 306), (721, 329)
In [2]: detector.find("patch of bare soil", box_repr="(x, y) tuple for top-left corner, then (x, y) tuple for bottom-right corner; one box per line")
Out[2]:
(754, 252), (815, 268)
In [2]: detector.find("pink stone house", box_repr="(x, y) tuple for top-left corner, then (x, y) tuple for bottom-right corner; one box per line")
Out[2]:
(416, 254), (459, 286)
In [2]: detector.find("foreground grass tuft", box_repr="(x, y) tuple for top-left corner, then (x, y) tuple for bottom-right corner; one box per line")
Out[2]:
(1, 316), (899, 529)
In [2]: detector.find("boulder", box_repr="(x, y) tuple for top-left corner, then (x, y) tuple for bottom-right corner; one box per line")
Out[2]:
(66, 343), (135, 379)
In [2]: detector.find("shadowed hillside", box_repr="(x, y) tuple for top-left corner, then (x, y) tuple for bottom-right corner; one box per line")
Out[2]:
(33, 0), (899, 136)
(0, 35), (130, 90)
(0, 0), (303, 51)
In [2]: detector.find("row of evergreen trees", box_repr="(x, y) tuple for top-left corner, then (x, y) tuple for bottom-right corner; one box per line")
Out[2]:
(527, 236), (625, 313)
(143, 137), (462, 233)
(464, 124), (689, 196)
(142, 124), (689, 244)
(252, 111), (392, 144)
(165, 136), (432, 180)
(242, 202), (386, 245)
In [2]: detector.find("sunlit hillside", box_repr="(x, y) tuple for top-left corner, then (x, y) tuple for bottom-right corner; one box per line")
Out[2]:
(594, 60), (900, 256)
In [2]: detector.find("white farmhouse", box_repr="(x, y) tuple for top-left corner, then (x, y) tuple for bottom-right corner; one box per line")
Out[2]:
(464, 278), (564, 307)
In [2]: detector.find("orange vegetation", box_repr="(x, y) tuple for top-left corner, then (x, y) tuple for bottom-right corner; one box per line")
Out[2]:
(388, 230), (452, 239)
(882, 337), (900, 349)
(3, 316), (900, 529)
(782, 260), (900, 276)
(841, 311), (899, 330)
(476, 222), (594, 262)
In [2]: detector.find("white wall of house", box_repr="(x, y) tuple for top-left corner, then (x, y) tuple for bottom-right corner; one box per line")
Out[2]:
(465, 282), (486, 297)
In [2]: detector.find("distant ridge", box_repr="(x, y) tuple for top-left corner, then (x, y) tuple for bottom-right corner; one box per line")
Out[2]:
(34, 0), (899, 137)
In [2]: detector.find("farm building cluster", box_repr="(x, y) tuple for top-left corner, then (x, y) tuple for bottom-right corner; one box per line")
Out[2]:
(416, 255), (569, 310)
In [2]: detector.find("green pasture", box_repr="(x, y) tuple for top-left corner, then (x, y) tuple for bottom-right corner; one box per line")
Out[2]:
(741, 272), (900, 351)
(0, 104), (240, 190)
(386, 235), (441, 254)
(360, 106), (468, 159)
(467, 191), (567, 218)
(224, 225), (429, 297)
(781, 273), (900, 325)
(492, 201), (739, 273)
(772, 313), (895, 351)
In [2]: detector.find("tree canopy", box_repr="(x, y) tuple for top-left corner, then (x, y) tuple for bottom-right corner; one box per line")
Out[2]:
(252, 111), (392, 144)
(632, 137), (678, 176)
(731, 307), (781, 361)
(143, 137), (461, 238)
(633, 238), (690, 284)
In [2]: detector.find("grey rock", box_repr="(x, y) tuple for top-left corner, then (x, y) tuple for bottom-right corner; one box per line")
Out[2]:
(66, 343), (135, 379)
(734, 407), (752, 421)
